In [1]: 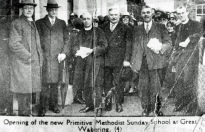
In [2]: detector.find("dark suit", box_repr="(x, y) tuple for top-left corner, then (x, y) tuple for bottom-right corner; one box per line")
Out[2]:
(131, 21), (172, 112)
(36, 15), (69, 111)
(100, 22), (132, 104)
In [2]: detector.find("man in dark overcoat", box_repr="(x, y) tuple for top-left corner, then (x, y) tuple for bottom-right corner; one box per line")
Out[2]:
(36, 0), (69, 116)
(9, 0), (43, 116)
(72, 12), (107, 116)
(100, 7), (132, 112)
(163, 6), (202, 115)
(131, 5), (172, 116)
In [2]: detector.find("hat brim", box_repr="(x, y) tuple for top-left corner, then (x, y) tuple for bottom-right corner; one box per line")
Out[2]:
(44, 3), (60, 8)
(18, 3), (37, 8)
(44, 6), (61, 8)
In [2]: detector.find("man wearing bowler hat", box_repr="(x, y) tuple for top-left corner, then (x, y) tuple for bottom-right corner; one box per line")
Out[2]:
(9, 0), (43, 116)
(36, 0), (69, 116)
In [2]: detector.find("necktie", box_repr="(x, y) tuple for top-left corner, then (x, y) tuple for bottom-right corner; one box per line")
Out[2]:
(146, 24), (149, 34)
(51, 20), (55, 26)
(110, 24), (114, 32)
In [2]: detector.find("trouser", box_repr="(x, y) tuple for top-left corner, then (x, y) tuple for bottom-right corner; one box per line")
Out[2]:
(84, 86), (102, 108)
(16, 93), (32, 116)
(104, 66), (126, 104)
(139, 56), (163, 111)
(73, 57), (103, 108)
(40, 83), (58, 110)
(0, 88), (12, 114)
(73, 57), (86, 98)
(84, 67), (103, 108)
(68, 56), (76, 85)
(131, 72), (139, 89)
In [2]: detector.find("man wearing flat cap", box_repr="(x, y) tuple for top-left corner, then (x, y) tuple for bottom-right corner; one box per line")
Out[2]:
(9, 0), (43, 116)
(36, 0), (69, 116)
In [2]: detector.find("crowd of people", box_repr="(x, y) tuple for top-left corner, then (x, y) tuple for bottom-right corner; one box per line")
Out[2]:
(0, 0), (204, 117)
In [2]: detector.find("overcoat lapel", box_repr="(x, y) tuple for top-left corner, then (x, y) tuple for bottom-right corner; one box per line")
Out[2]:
(43, 15), (61, 29)
(54, 18), (60, 26)
(43, 15), (53, 29)
(139, 25), (145, 49)
(147, 22), (157, 63)
(21, 15), (35, 29)
(108, 22), (123, 42)
(104, 25), (111, 40)
(148, 22), (157, 39)
(20, 15), (34, 51)
(140, 22), (158, 49)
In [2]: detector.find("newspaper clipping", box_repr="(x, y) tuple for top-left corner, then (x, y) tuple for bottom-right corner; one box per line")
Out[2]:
(0, 0), (205, 132)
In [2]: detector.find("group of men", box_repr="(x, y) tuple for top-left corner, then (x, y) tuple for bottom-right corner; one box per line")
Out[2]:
(0, 0), (202, 117)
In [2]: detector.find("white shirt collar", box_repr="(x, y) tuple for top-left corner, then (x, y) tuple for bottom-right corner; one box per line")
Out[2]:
(144, 20), (153, 31)
(84, 26), (92, 31)
(48, 16), (56, 24)
(27, 17), (33, 21)
(181, 18), (189, 25)
(110, 22), (119, 31)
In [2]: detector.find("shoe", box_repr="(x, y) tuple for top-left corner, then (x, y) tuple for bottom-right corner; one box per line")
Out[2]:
(142, 108), (149, 116)
(105, 98), (112, 111)
(18, 111), (32, 116)
(124, 88), (130, 96)
(79, 106), (94, 113)
(0, 108), (8, 115)
(154, 106), (163, 116)
(173, 105), (182, 112)
(95, 108), (102, 117)
(155, 111), (164, 116)
(116, 103), (123, 113)
(38, 109), (46, 117)
(49, 107), (60, 113)
(121, 96), (124, 104)
(74, 97), (85, 104)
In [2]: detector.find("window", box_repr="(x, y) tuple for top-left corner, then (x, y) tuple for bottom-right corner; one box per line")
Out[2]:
(196, 4), (205, 16)
(197, 5), (202, 14)
(203, 5), (205, 14)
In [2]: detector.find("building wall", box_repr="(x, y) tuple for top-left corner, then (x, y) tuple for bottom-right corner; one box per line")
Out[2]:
(73, 0), (127, 16)
(195, 0), (205, 21)
(144, 0), (175, 12)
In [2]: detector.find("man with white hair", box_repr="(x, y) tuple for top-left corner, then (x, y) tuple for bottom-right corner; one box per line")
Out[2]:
(163, 5), (202, 115)
(100, 7), (132, 113)
(72, 12), (107, 116)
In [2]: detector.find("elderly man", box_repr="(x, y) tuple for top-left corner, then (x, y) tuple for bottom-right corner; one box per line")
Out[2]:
(163, 6), (202, 115)
(100, 7), (132, 112)
(9, 0), (43, 116)
(72, 12), (107, 116)
(131, 5), (172, 116)
(36, 0), (69, 116)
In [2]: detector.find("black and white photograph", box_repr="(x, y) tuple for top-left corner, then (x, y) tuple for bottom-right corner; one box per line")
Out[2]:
(0, 0), (205, 131)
